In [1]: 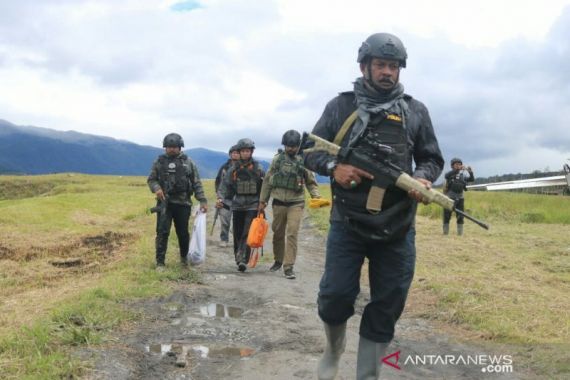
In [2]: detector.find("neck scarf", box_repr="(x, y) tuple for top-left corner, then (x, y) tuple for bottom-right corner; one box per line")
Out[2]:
(349, 77), (409, 145)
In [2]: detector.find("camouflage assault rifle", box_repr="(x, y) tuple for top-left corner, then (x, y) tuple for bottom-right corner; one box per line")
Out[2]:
(302, 132), (489, 230)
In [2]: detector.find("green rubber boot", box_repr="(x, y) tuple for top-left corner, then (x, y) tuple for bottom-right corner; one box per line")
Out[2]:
(317, 322), (347, 380)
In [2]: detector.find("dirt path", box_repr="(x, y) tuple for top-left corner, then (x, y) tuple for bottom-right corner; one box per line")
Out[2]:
(81, 212), (522, 379)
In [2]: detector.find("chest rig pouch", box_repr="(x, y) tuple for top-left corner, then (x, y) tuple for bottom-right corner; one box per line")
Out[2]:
(449, 173), (466, 193)
(158, 155), (193, 195)
(334, 112), (416, 241)
(234, 161), (261, 195)
(271, 153), (305, 191)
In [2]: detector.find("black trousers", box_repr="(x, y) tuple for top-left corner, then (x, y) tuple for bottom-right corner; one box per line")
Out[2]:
(232, 209), (257, 265)
(318, 222), (416, 342)
(443, 198), (465, 224)
(155, 203), (191, 264)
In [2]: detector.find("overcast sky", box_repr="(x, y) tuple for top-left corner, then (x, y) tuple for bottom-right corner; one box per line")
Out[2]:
(1, 0), (569, 178)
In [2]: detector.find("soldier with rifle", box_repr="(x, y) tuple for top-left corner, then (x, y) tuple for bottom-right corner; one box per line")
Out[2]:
(213, 145), (240, 247)
(303, 32), (446, 380)
(217, 138), (265, 272)
(147, 133), (207, 271)
(442, 157), (475, 235)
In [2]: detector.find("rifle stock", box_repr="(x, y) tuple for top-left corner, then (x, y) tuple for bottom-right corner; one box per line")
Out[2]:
(303, 132), (489, 230)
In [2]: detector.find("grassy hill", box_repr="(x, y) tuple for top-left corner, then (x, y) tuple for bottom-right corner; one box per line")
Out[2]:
(0, 174), (568, 378)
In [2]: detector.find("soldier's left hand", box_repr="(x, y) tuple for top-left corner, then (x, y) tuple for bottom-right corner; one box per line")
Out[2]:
(200, 204), (208, 213)
(408, 177), (432, 205)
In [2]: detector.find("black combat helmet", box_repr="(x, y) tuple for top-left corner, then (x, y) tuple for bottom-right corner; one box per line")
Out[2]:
(281, 130), (301, 147)
(229, 145), (239, 154)
(236, 138), (255, 150)
(450, 157), (463, 166)
(357, 33), (407, 68)
(163, 133), (184, 148)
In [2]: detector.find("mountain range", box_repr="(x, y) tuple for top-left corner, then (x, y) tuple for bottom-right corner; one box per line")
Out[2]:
(0, 119), (237, 178)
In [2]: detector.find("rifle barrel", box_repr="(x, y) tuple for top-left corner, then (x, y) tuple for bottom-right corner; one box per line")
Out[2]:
(210, 208), (220, 236)
(455, 209), (489, 230)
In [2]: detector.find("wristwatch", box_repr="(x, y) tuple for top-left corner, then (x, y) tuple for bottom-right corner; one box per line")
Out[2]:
(326, 160), (337, 176)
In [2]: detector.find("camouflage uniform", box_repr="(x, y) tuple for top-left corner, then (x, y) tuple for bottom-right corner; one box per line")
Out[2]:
(147, 152), (207, 265)
(218, 158), (264, 268)
(260, 151), (320, 274)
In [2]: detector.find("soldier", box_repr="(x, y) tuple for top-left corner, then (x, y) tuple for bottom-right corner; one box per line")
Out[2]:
(258, 130), (322, 280)
(217, 138), (265, 272)
(147, 133), (208, 270)
(215, 145), (240, 248)
(304, 33), (444, 379)
(442, 157), (474, 235)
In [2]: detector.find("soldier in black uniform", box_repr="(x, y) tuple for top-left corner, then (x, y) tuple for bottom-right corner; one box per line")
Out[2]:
(147, 133), (208, 270)
(304, 33), (444, 379)
(443, 157), (474, 235)
(217, 138), (265, 272)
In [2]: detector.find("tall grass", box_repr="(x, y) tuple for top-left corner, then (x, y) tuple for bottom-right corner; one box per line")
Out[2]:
(0, 174), (212, 379)
(418, 190), (570, 224)
(306, 184), (570, 378)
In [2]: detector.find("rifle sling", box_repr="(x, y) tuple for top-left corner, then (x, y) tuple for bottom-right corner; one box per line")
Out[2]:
(333, 110), (358, 145)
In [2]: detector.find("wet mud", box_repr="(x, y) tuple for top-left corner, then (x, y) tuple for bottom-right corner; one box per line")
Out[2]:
(78, 212), (524, 380)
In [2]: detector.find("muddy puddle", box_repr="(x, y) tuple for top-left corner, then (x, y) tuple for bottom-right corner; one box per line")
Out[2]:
(199, 303), (243, 318)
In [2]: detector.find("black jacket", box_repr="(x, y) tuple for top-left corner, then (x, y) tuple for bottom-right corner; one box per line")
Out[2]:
(304, 90), (444, 231)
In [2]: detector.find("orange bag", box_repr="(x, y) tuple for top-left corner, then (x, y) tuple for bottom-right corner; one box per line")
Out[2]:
(247, 212), (269, 248)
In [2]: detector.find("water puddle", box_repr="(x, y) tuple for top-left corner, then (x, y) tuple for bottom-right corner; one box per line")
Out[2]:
(147, 343), (174, 355)
(145, 343), (254, 359)
(210, 347), (255, 358)
(199, 303), (243, 318)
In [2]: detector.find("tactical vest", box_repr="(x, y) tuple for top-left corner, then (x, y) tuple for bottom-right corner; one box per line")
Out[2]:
(333, 112), (416, 241)
(157, 154), (193, 195)
(448, 173), (467, 193)
(270, 153), (305, 191)
(233, 160), (262, 195)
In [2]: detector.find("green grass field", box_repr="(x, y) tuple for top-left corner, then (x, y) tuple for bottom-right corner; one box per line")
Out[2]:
(307, 185), (570, 378)
(0, 174), (211, 379)
(0, 175), (568, 378)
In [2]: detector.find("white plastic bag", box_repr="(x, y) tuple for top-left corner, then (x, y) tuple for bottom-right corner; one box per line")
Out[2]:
(189, 210), (207, 266)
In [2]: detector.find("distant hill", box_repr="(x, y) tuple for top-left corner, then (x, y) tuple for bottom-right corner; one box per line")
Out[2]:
(0, 119), (234, 178)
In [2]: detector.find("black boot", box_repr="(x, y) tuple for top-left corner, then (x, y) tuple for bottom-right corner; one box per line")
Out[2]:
(269, 261), (282, 272)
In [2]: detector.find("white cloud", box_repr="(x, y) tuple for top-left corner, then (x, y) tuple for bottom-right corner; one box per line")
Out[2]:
(278, 0), (570, 47)
(0, 0), (569, 176)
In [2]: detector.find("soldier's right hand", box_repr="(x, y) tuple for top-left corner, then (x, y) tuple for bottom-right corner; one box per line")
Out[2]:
(215, 198), (224, 209)
(258, 201), (267, 213)
(333, 163), (374, 189)
(155, 189), (166, 201)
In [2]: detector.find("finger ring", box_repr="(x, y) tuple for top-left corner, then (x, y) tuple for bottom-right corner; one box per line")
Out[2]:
(350, 180), (357, 188)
